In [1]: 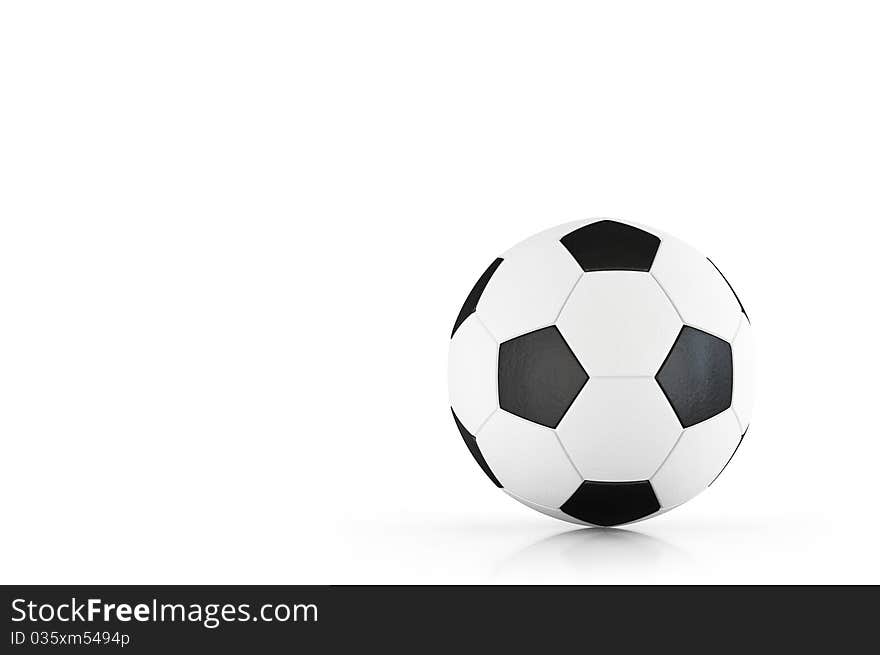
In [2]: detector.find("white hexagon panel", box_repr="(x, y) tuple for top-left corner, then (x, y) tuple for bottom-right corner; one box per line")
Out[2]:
(477, 410), (582, 508)
(650, 409), (743, 508)
(475, 237), (582, 343)
(556, 271), (682, 376)
(556, 378), (683, 482)
(448, 313), (498, 435)
(650, 236), (742, 342)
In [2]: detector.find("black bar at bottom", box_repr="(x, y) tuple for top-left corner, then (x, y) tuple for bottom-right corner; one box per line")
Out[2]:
(1, 585), (875, 652)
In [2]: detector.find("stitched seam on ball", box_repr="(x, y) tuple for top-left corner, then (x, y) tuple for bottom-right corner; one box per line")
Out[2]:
(551, 271), (584, 324)
(649, 269), (685, 325)
(648, 428), (686, 481)
(551, 428), (585, 481)
(730, 407), (746, 435)
(731, 312), (746, 343)
(472, 312), (500, 345)
(471, 408), (498, 439)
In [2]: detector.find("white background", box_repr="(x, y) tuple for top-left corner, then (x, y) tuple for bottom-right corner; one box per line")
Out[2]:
(1, 2), (879, 584)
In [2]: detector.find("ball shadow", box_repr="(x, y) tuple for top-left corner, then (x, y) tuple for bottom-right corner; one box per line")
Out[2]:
(491, 526), (693, 582)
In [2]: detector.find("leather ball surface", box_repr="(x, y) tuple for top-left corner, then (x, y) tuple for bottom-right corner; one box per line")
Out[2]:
(448, 219), (754, 526)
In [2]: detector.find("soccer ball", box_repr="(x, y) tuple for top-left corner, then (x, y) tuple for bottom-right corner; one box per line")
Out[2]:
(448, 219), (754, 526)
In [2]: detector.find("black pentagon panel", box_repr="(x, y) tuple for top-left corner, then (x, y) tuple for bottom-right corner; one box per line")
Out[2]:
(708, 258), (749, 322)
(451, 258), (504, 338)
(560, 481), (660, 526)
(709, 426), (748, 487)
(656, 326), (733, 428)
(498, 326), (588, 428)
(559, 220), (660, 272)
(451, 408), (502, 488)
